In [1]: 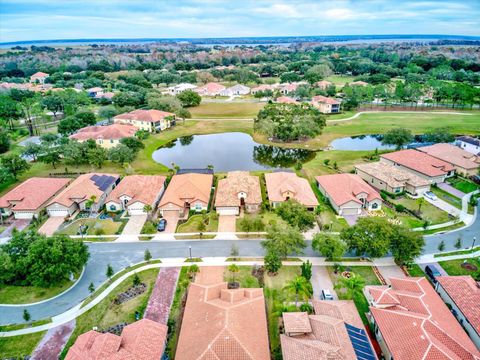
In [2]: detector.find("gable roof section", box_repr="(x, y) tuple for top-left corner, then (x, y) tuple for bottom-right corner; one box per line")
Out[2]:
(265, 172), (318, 207)
(114, 109), (175, 123)
(315, 173), (381, 207)
(0, 177), (71, 211)
(355, 162), (430, 188)
(311, 95), (340, 105)
(215, 171), (262, 207)
(31, 71), (49, 78)
(276, 96), (297, 104)
(194, 82), (226, 95)
(69, 124), (136, 141)
(106, 175), (166, 207)
(381, 149), (454, 177)
(418, 143), (480, 170)
(175, 282), (270, 360)
(159, 173), (213, 208)
(366, 277), (480, 360)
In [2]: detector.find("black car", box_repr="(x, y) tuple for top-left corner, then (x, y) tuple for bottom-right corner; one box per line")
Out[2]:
(470, 175), (480, 185)
(157, 219), (167, 232)
(425, 264), (441, 283)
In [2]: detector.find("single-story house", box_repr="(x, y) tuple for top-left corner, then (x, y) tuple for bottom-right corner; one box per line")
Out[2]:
(365, 277), (480, 360)
(418, 143), (480, 177)
(278, 83), (298, 94)
(158, 173), (213, 218)
(0, 177), (70, 219)
(105, 175), (166, 215)
(456, 136), (480, 155)
(46, 173), (120, 217)
(193, 82), (226, 96)
(281, 300), (376, 360)
(355, 162), (430, 196)
(265, 172), (318, 210)
(175, 279), (270, 360)
(69, 123), (137, 148)
(114, 109), (175, 133)
(166, 82), (197, 95)
(251, 84), (275, 95)
(66, 319), (167, 360)
(220, 84), (250, 96)
(435, 276), (480, 348)
(315, 80), (333, 90)
(316, 174), (382, 215)
(215, 171), (262, 215)
(30, 71), (49, 84)
(311, 95), (340, 114)
(380, 149), (455, 183)
(86, 87), (103, 97)
(276, 96), (297, 104)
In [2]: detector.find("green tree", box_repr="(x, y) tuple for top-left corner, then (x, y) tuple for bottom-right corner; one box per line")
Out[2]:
(106, 264), (114, 279)
(120, 137), (144, 152)
(334, 273), (365, 300)
(275, 199), (315, 231)
(228, 264), (240, 283)
(0, 154), (30, 179)
(38, 145), (62, 169)
(390, 226), (424, 264)
(176, 90), (201, 107)
(283, 276), (312, 307)
(416, 197), (425, 213)
(454, 237), (462, 250)
(262, 223), (306, 258)
(108, 144), (136, 164)
(0, 128), (10, 154)
(21, 142), (42, 162)
(144, 249), (152, 262)
(88, 282), (95, 294)
(41, 94), (64, 119)
(132, 273), (141, 286)
(312, 233), (347, 261)
(304, 64), (333, 84)
(23, 309), (31, 322)
(381, 128), (413, 150)
(300, 260), (312, 281)
(188, 264), (200, 281)
(264, 249), (282, 274)
(87, 147), (107, 168)
(98, 106), (118, 120)
(230, 243), (239, 260)
(438, 240), (445, 252)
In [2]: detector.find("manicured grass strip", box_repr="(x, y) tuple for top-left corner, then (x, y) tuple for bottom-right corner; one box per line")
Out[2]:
(0, 318), (51, 332)
(438, 258), (480, 276)
(431, 187), (462, 210)
(189, 102), (265, 118)
(447, 177), (478, 194)
(405, 264), (425, 277)
(184, 258), (203, 263)
(176, 214), (219, 233)
(434, 246), (480, 258)
(223, 266), (260, 288)
(57, 218), (126, 236)
(419, 221), (465, 235)
(0, 331), (46, 358)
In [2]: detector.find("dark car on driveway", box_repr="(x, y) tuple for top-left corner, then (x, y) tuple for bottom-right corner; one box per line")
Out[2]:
(157, 219), (167, 232)
(425, 264), (442, 283)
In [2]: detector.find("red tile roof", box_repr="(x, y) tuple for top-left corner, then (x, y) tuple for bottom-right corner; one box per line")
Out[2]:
(276, 96), (297, 104)
(114, 109), (175, 123)
(265, 172), (318, 207)
(436, 276), (480, 337)
(0, 177), (70, 211)
(65, 319), (167, 360)
(194, 82), (226, 96)
(159, 173), (213, 209)
(312, 95), (340, 105)
(381, 149), (454, 177)
(215, 171), (262, 207)
(106, 175), (166, 208)
(418, 143), (480, 170)
(366, 277), (480, 360)
(315, 173), (381, 207)
(69, 124), (136, 141)
(31, 72), (49, 78)
(176, 281), (270, 360)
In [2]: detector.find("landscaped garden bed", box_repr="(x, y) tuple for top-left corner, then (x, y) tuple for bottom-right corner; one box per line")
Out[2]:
(57, 218), (127, 236)
(390, 196), (450, 226)
(176, 213), (218, 233)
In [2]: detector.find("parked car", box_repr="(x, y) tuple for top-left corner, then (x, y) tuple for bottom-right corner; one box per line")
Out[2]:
(470, 175), (480, 185)
(425, 264), (441, 283)
(424, 191), (438, 201)
(320, 289), (334, 300)
(157, 218), (167, 232)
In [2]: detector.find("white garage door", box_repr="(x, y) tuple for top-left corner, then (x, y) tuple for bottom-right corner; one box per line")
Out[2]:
(341, 207), (359, 215)
(14, 211), (35, 220)
(217, 207), (239, 216)
(128, 208), (146, 216)
(47, 209), (69, 217)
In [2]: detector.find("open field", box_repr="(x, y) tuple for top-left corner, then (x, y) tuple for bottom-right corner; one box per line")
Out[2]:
(190, 102), (265, 118)
(325, 75), (356, 87)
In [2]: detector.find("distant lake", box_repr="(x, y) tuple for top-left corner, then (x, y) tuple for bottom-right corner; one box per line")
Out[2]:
(329, 134), (434, 151)
(152, 132), (316, 171)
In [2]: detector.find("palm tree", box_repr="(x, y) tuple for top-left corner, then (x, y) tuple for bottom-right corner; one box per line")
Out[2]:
(416, 197), (425, 213)
(143, 204), (153, 221)
(85, 195), (97, 215)
(228, 264), (240, 284)
(283, 276), (312, 307)
(334, 273), (365, 300)
(188, 264), (200, 281)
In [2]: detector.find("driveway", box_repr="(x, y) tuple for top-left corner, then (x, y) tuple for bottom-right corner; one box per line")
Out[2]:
(121, 214), (147, 236)
(419, 262), (448, 276)
(0, 219), (30, 240)
(376, 265), (406, 284)
(423, 195), (461, 217)
(218, 215), (236, 233)
(437, 183), (465, 199)
(343, 214), (360, 226)
(311, 266), (337, 300)
(162, 212), (179, 233)
(38, 217), (64, 236)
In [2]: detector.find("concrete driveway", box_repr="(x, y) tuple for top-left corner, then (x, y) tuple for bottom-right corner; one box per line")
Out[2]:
(162, 212), (180, 234)
(0, 219), (31, 240)
(38, 217), (64, 236)
(424, 195), (461, 217)
(121, 214), (147, 236)
(376, 265), (406, 284)
(311, 266), (337, 300)
(218, 215), (236, 232)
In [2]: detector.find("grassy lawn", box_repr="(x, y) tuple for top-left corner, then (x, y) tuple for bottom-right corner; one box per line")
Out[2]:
(0, 332), (46, 358)
(447, 177), (478, 194)
(405, 264), (425, 277)
(302, 150), (377, 178)
(431, 187), (462, 210)
(223, 266), (260, 288)
(235, 212), (285, 232)
(420, 221), (465, 235)
(391, 196), (450, 225)
(382, 206), (424, 228)
(61, 268), (159, 358)
(0, 318), (51, 332)
(434, 246), (480, 258)
(438, 258), (480, 276)
(189, 102), (265, 118)
(326, 75), (356, 87)
(57, 218), (126, 236)
(176, 213), (219, 233)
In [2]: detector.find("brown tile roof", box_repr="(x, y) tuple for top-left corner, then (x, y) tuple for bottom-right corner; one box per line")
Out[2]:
(436, 276), (480, 337)
(159, 173), (213, 208)
(106, 175), (166, 208)
(315, 174), (381, 207)
(381, 149), (454, 177)
(418, 143), (480, 170)
(311, 95), (340, 105)
(65, 318), (167, 360)
(31, 71), (49, 78)
(69, 124), (136, 141)
(355, 162), (430, 188)
(194, 82), (226, 95)
(251, 84), (275, 92)
(48, 173), (119, 208)
(114, 109), (175, 123)
(265, 172), (318, 207)
(176, 282), (270, 360)
(366, 277), (480, 360)
(0, 177), (70, 211)
(215, 171), (262, 207)
(281, 300), (373, 360)
(315, 80), (332, 88)
(276, 96), (297, 104)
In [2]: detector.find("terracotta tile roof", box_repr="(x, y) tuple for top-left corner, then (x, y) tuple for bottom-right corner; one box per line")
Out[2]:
(215, 171), (262, 207)
(418, 143), (480, 170)
(69, 124), (136, 141)
(87, 87), (103, 92)
(381, 149), (454, 177)
(311, 95), (340, 105)
(265, 172), (318, 207)
(159, 173), (213, 208)
(251, 84), (275, 92)
(280, 83), (298, 91)
(194, 82), (226, 96)
(0, 177), (70, 211)
(355, 162), (430, 188)
(114, 109), (175, 123)
(276, 96), (297, 104)
(176, 281), (270, 360)
(436, 276), (480, 337)
(315, 173), (381, 207)
(281, 300), (373, 360)
(48, 173), (119, 208)
(65, 319), (167, 360)
(106, 175), (166, 208)
(315, 80), (332, 88)
(366, 277), (480, 360)
(31, 71), (49, 77)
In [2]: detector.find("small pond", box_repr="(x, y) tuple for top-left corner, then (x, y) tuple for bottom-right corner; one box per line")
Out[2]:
(329, 134), (431, 151)
(152, 132), (316, 171)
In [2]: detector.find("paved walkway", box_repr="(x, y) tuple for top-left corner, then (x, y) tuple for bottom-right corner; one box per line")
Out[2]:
(31, 319), (76, 360)
(376, 265), (406, 285)
(38, 217), (64, 236)
(0, 219), (30, 241)
(121, 215), (147, 237)
(437, 183), (465, 199)
(144, 267), (179, 325)
(311, 266), (337, 300)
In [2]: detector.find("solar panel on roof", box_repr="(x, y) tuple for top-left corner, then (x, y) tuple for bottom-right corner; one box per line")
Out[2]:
(90, 175), (116, 191)
(345, 323), (376, 360)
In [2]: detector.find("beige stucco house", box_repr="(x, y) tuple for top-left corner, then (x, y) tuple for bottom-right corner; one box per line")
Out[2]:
(114, 109), (175, 133)
(69, 124), (137, 149)
(215, 171), (262, 215)
(311, 95), (340, 114)
(418, 143), (480, 177)
(265, 172), (318, 210)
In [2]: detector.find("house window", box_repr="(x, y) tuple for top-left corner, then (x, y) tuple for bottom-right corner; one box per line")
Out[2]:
(372, 203), (379, 209)
(195, 203), (202, 211)
(395, 187), (401, 193)
(110, 205), (116, 211)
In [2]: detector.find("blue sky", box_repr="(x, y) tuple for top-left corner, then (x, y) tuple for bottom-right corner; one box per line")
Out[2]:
(1, 0), (479, 43)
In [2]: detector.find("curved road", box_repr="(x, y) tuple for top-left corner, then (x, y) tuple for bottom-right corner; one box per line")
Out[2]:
(0, 203), (477, 325)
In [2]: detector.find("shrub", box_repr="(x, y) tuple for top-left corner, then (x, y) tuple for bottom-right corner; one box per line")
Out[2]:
(395, 204), (406, 212)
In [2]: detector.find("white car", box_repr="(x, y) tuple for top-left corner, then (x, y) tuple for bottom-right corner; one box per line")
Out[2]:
(321, 289), (334, 300)
(424, 191), (438, 201)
